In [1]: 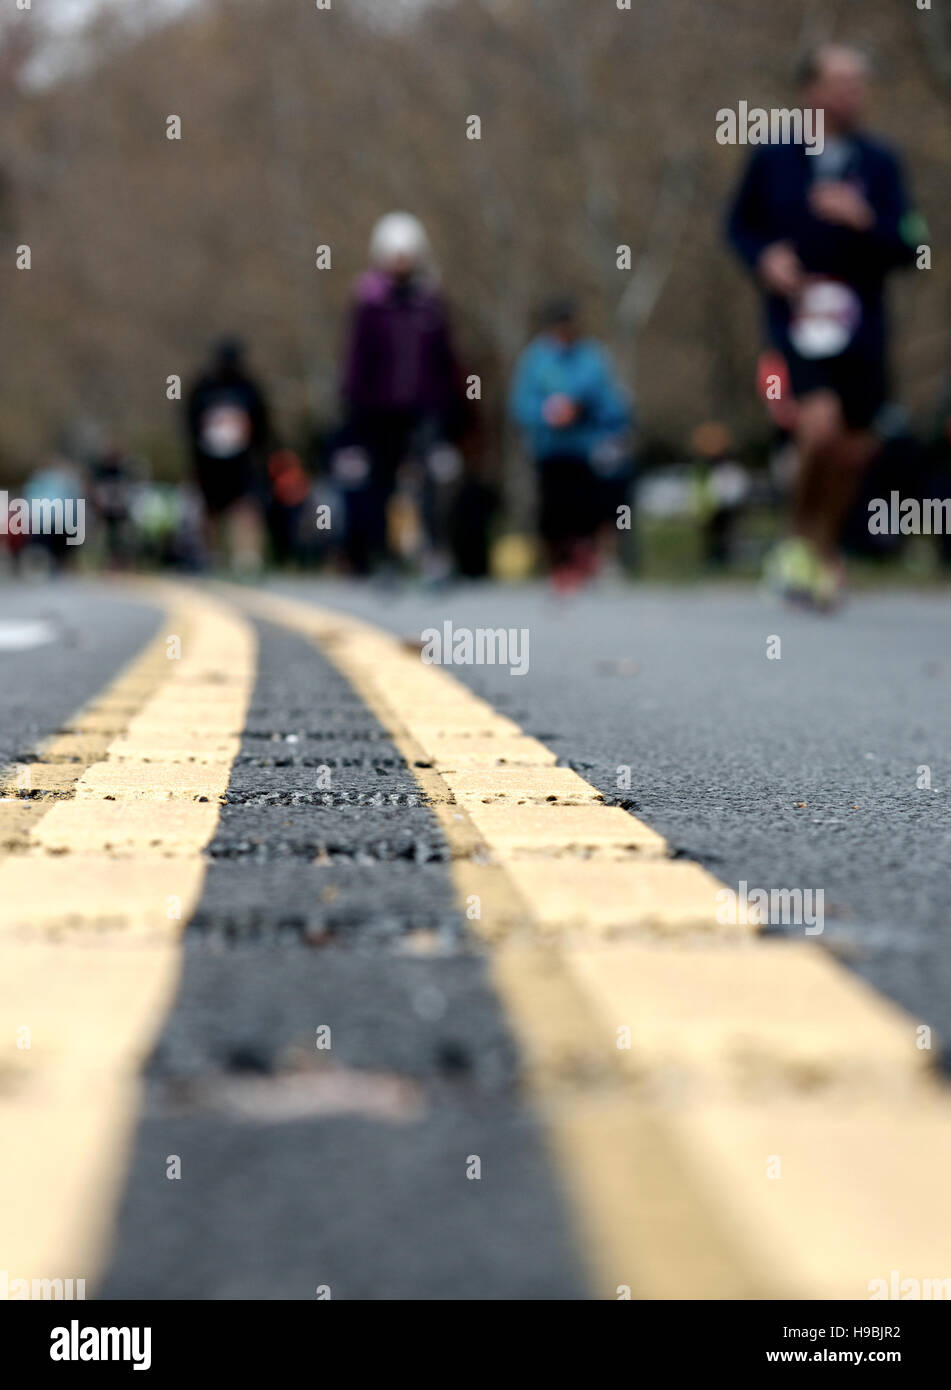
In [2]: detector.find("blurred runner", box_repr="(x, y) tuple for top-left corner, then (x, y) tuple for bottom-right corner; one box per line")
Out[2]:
(132, 482), (203, 570)
(339, 212), (462, 577)
(186, 337), (270, 573)
(88, 443), (141, 568)
(689, 422), (751, 570)
(17, 456), (85, 576)
(509, 297), (632, 591)
(727, 44), (922, 609)
(266, 447), (311, 566)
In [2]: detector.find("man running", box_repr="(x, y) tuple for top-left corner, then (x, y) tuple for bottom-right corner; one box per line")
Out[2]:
(727, 44), (922, 608)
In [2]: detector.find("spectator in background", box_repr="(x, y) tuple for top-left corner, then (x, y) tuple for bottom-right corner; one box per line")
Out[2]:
(88, 443), (141, 568)
(16, 455), (84, 575)
(688, 421), (751, 570)
(727, 44), (921, 609)
(510, 297), (632, 591)
(186, 337), (270, 573)
(338, 212), (463, 576)
(266, 448), (311, 566)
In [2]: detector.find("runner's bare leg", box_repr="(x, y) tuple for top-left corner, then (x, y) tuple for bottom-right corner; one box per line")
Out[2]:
(793, 390), (877, 562)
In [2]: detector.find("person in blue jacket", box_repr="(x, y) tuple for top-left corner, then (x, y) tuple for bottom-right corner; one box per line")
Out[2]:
(510, 298), (632, 587)
(727, 44), (922, 608)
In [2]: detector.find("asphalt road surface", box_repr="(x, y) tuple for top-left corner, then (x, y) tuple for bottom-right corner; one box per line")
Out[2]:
(268, 578), (951, 1044)
(2, 576), (949, 1300)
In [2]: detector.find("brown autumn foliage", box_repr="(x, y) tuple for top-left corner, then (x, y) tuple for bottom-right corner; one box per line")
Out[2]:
(0, 0), (949, 488)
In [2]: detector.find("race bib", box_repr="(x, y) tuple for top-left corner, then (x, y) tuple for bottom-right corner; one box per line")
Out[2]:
(789, 280), (862, 360)
(200, 404), (252, 458)
(331, 446), (371, 488)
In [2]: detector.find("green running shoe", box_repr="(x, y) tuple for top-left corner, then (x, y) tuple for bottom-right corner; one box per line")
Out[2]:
(809, 556), (846, 612)
(765, 537), (818, 601)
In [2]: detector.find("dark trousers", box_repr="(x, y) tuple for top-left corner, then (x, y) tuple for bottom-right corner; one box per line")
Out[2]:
(345, 408), (434, 572)
(537, 455), (601, 548)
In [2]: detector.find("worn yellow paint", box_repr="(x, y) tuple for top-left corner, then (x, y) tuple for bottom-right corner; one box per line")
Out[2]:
(106, 732), (237, 763)
(229, 585), (951, 1301)
(669, 1098), (951, 1300)
(0, 585), (255, 1291)
(570, 939), (932, 1094)
(464, 800), (665, 854)
(29, 801), (221, 857)
(427, 733), (558, 769)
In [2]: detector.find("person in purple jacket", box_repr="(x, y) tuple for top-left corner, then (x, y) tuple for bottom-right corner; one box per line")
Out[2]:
(339, 213), (462, 573)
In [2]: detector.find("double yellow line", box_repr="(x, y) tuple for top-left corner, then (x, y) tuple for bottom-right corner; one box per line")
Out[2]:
(229, 586), (951, 1301)
(3, 578), (949, 1299)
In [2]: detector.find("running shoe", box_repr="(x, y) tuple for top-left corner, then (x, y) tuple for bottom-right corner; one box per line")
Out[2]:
(765, 537), (818, 603)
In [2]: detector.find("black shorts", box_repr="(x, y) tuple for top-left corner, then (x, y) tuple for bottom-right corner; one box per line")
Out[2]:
(194, 457), (257, 516)
(597, 473), (632, 526)
(537, 455), (601, 544)
(783, 345), (887, 431)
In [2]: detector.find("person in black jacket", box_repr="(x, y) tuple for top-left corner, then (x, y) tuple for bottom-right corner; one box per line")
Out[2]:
(186, 337), (271, 572)
(727, 44), (922, 608)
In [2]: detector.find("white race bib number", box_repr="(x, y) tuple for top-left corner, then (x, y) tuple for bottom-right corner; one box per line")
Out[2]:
(200, 404), (252, 458)
(789, 280), (862, 360)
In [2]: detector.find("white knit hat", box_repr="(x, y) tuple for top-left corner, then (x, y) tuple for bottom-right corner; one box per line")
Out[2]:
(369, 212), (433, 272)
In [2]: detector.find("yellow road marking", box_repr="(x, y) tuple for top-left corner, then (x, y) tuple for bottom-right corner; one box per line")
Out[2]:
(30, 801), (221, 856)
(230, 585), (951, 1300)
(0, 617), (173, 850)
(571, 940), (930, 1094)
(463, 801), (665, 852)
(0, 584), (255, 1291)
